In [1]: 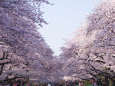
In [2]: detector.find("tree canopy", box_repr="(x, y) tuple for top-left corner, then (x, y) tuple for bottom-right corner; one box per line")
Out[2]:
(0, 0), (115, 84)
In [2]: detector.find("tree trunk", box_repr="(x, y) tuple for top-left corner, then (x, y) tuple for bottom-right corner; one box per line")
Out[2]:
(105, 76), (109, 86)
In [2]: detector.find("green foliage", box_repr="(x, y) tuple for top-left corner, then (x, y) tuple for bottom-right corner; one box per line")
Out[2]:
(84, 80), (92, 85)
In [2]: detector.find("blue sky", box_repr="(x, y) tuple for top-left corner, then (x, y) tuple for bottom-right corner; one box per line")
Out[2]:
(39, 0), (101, 56)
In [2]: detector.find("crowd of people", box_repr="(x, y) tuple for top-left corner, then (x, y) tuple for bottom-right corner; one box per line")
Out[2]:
(0, 78), (114, 86)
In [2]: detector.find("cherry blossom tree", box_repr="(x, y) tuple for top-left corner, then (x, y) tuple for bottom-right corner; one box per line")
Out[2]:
(59, 27), (92, 81)
(60, 0), (115, 84)
(84, 0), (115, 84)
(0, 0), (56, 83)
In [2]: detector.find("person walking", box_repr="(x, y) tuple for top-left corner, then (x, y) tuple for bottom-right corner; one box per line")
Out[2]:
(79, 81), (82, 86)
(94, 81), (97, 86)
(47, 83), (51, 86)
